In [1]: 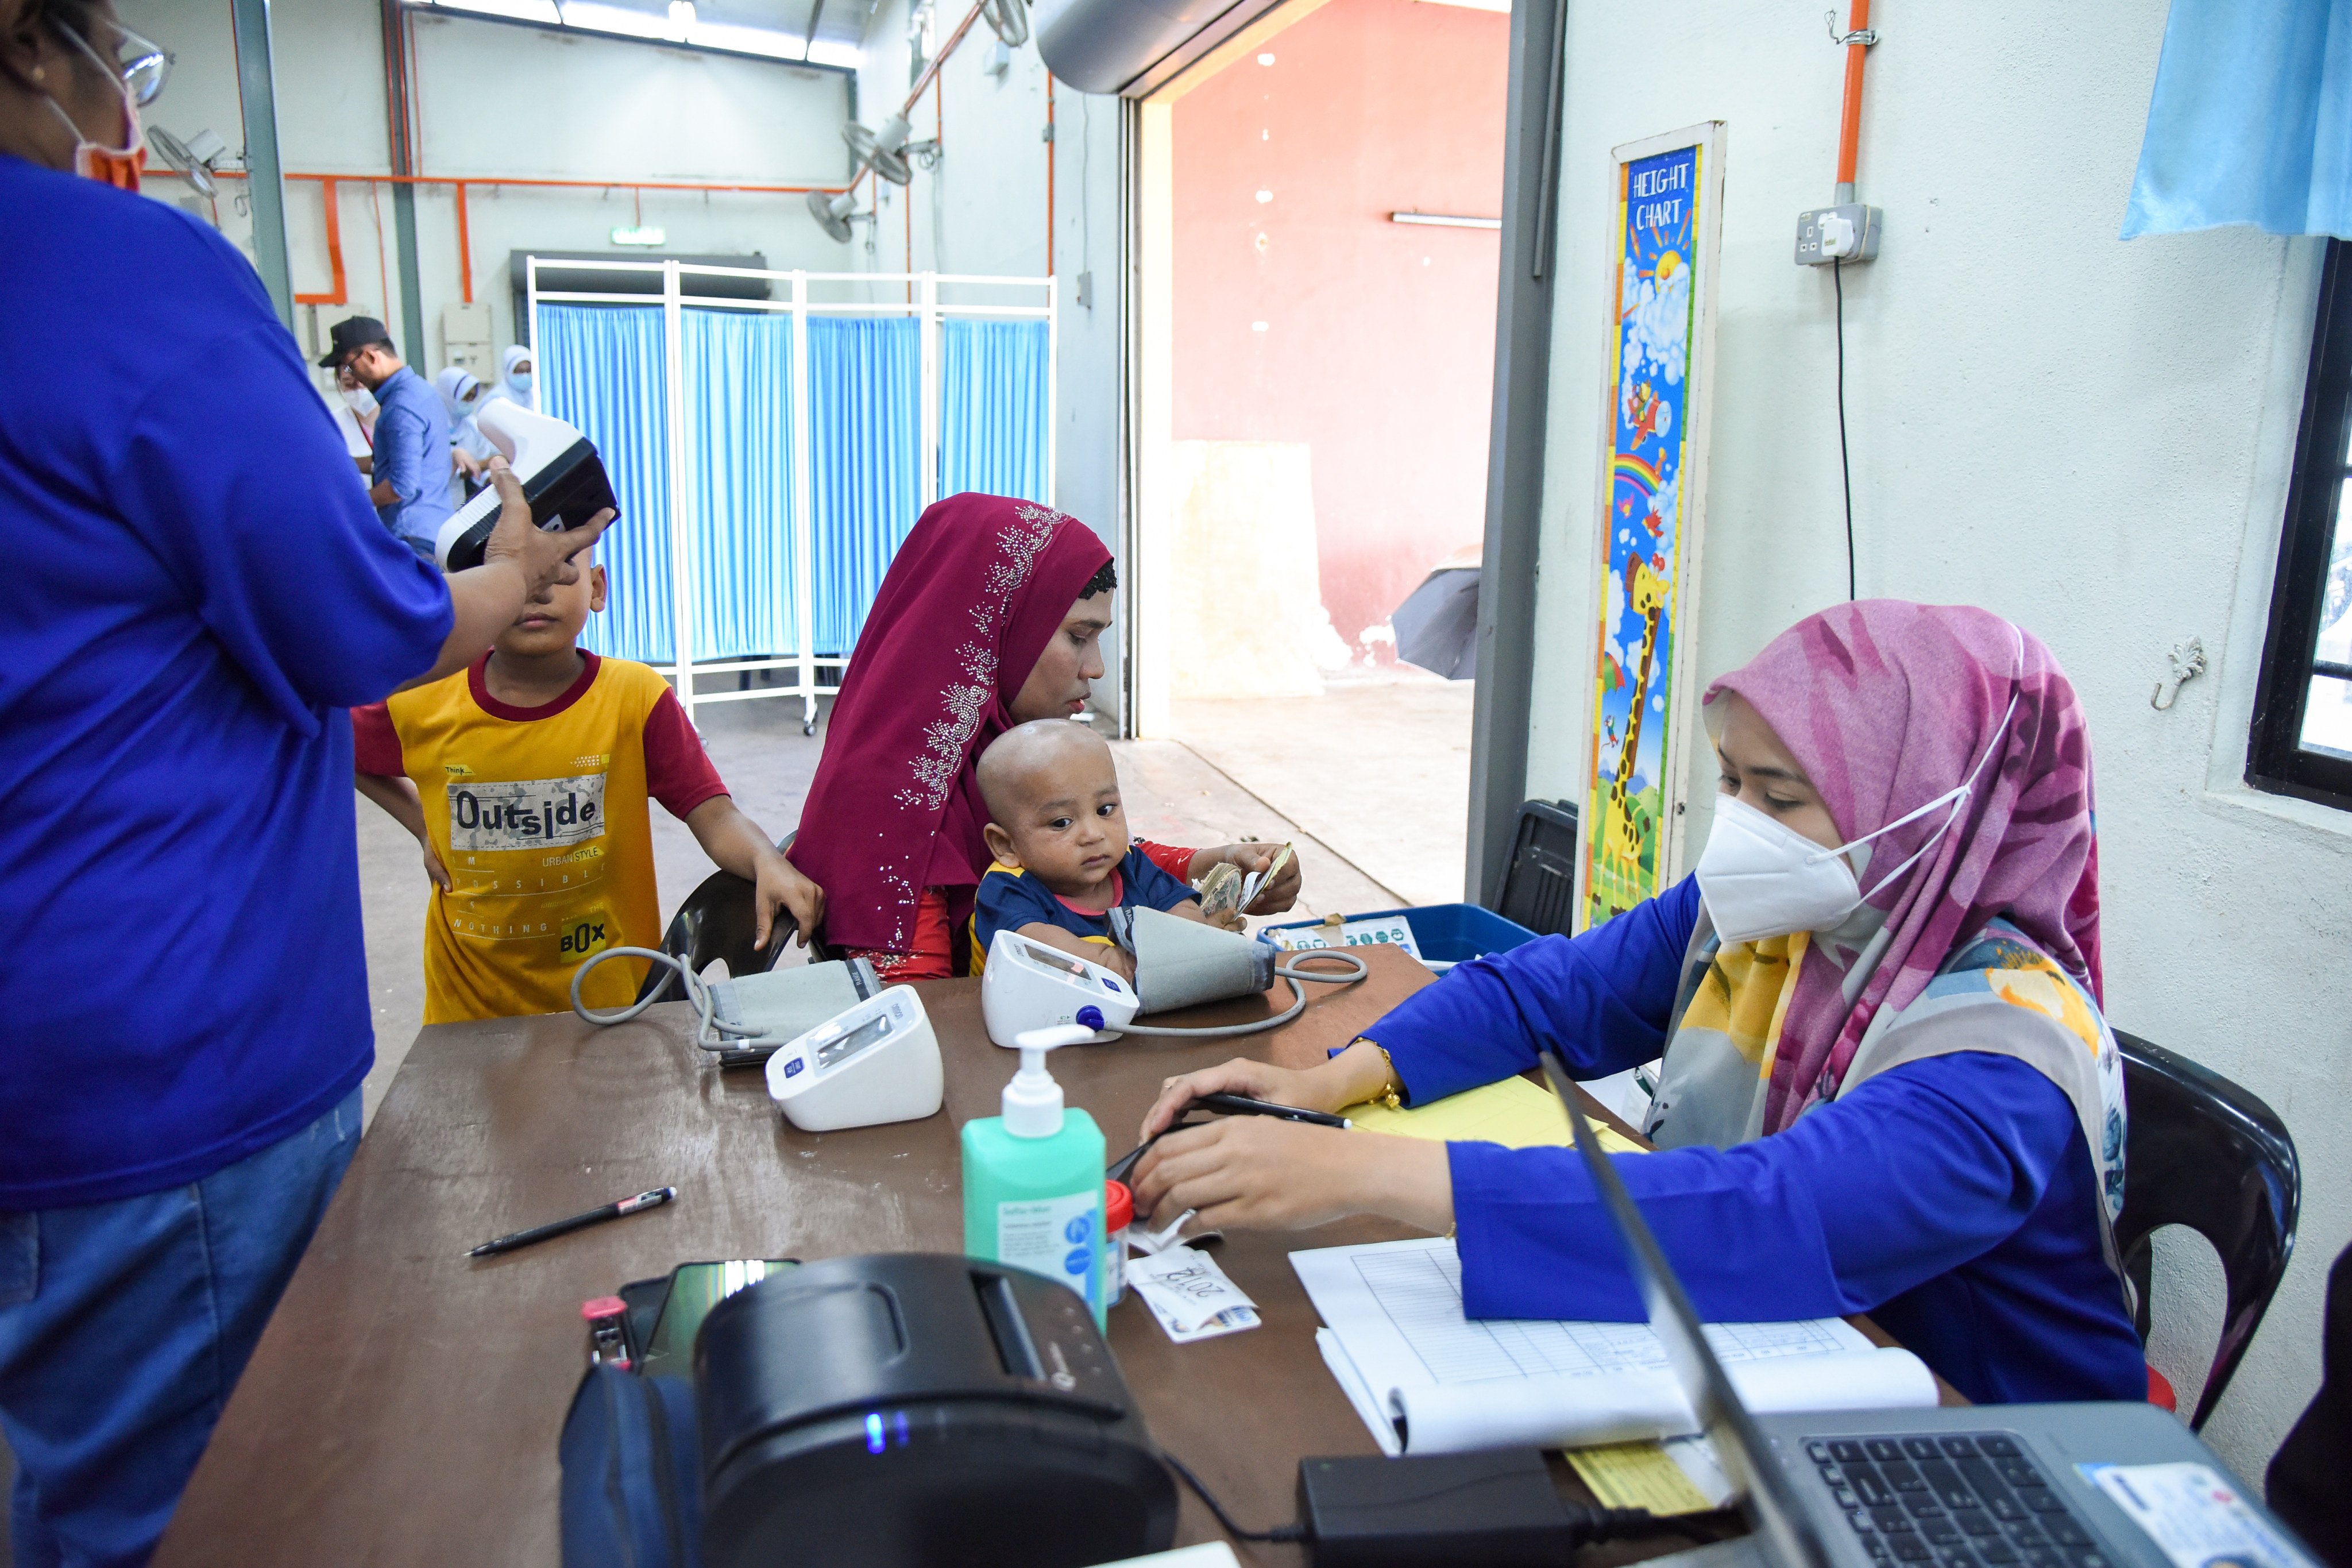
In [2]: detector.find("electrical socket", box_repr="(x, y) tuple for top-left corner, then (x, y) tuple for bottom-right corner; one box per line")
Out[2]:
(1795, 203), (1882, 266)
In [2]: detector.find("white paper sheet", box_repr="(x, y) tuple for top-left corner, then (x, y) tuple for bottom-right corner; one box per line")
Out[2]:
(1293, 1236), (1937, 1454)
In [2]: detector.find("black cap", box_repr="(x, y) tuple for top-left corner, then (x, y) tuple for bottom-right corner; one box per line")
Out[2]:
(318, 316), (394, 369)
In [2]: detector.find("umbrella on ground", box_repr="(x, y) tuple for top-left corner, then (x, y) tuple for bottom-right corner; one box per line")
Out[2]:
(1389, 544), (1481, 680)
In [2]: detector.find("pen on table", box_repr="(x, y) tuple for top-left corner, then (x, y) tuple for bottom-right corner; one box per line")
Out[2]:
(465, 1186), (677, 1258)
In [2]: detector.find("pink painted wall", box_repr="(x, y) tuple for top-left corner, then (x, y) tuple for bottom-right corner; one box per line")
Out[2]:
(1171, 0), (1507, 661)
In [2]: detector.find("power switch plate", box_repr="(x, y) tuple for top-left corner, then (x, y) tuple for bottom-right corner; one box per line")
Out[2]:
(1795, 203), (1882, 266)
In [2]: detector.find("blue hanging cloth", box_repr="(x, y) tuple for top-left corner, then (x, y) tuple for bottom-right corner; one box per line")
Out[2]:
(540, 303), (675, 665)
(2123, 0), (2352, 240)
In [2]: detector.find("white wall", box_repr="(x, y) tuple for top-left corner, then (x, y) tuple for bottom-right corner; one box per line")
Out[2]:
(125, 1), (855, 364)
(1524, 1), (2351, 1482)
(852, 0), (1129, 715)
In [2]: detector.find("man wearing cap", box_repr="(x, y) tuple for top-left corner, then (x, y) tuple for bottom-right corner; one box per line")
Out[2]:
(323, 315), (451, 561)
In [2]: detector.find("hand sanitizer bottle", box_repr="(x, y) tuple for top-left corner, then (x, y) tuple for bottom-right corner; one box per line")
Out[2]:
(963, 1024), (1109, 1327)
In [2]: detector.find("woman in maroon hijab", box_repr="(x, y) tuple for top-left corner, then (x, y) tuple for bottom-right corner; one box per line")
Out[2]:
(790, 493), (1300, 979)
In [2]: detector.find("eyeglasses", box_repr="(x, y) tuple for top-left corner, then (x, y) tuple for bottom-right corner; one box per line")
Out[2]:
(57, 18), (174, 106)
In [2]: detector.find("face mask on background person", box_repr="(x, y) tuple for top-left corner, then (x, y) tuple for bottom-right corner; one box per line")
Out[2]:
(1694, 685), (2022, 945)
(342, 386), (379, 418)
(509, 371), (534, 393)
(42, 24), (147, 192)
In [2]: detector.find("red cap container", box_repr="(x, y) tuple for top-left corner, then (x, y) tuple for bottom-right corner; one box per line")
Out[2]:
(1105, 1180), (1134, 1233)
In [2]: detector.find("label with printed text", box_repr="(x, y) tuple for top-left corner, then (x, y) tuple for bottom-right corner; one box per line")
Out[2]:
(446, 774), (607, 852)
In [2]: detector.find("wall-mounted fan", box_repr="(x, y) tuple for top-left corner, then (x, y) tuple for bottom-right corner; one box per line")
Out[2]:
(148, 126), (231, 196)
(842, 114), (939, 186)
(981, 0), (1029, 48)
(805, 188), (872, 244)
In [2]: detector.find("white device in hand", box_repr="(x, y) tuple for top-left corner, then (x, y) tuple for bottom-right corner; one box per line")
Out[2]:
(435, 400), (620, 573)
(764, 986), (944, 1131)
(980, 930), (1140, 1048)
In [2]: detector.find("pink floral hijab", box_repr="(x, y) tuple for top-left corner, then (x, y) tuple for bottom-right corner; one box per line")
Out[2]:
(1702, 600), (2102, 1133)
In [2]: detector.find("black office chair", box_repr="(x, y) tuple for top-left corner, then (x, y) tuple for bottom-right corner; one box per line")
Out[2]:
(1487, 800), (1579, 937)
(630, 834), (823, 1005)
(2113, 1030), (2301, 1431)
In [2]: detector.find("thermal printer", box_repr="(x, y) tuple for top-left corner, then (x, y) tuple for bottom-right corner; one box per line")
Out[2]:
(693, 1253), (1178, 1568)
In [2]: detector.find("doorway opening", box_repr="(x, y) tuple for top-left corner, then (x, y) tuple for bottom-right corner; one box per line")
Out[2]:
(1129, 0), (1509, 909)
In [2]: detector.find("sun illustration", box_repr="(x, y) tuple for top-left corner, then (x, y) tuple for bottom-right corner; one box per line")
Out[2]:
(1654, 250), (1682, 280)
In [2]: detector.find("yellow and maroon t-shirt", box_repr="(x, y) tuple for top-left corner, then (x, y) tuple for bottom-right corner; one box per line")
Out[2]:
(353, 652), (727, 1024)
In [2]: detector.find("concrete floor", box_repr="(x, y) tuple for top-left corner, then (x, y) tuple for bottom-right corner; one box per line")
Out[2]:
(354, 667), (1477, 1121)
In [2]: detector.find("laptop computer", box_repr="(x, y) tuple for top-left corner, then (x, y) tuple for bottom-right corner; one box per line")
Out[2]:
(1535, 1049), (2318, 1568)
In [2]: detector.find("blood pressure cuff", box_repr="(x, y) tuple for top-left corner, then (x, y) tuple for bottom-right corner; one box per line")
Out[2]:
(560, 1362), (705, 1568)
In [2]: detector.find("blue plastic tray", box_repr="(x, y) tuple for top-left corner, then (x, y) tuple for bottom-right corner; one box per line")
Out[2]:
(1257, 902), (1538, 965)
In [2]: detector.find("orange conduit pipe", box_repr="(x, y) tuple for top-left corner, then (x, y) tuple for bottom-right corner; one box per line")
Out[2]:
(292, 176), (346, 306)
(1834, 0), (1871, 202)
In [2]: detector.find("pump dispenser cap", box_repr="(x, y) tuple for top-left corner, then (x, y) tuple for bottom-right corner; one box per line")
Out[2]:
(1005, 1025), (1093, 1138)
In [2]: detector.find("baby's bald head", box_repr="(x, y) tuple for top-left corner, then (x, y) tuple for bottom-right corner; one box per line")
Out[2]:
(978, 719), (1113, 822)
(976, 720), (1130, 894)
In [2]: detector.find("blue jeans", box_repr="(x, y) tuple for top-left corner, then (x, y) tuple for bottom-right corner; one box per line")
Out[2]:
(0, 1088), (361, 1568)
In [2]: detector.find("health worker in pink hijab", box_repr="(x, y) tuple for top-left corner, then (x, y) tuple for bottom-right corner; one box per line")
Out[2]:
(1131, 601), (2144, 1407)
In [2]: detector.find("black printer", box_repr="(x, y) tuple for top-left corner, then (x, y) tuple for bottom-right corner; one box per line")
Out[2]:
(693, 1253), (1177, 1568)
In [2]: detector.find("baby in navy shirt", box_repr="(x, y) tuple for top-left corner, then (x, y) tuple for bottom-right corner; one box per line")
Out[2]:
(970, 720), (1239, 977)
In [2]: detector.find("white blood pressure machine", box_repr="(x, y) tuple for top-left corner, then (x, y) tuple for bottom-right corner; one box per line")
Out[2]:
(979, 908), (1365, 1049)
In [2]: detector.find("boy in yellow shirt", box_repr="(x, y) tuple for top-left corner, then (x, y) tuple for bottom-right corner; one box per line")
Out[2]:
(353, 551), (824, 1023)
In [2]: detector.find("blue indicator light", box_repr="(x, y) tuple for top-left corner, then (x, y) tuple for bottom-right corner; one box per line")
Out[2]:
(865, 1412), (885, 1454)
(894, 1410), (911, 1447)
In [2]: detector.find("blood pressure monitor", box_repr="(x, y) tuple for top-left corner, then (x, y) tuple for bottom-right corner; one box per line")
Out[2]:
(980, 930), (1141, 1049)
(763, 986), (944, 1132)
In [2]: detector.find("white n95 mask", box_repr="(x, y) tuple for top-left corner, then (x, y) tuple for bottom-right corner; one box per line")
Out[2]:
(1695, 683), (2021, 944)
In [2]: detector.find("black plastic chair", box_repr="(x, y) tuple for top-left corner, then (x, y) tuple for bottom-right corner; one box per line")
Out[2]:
(2113, 1030), (2301, 1431)
(1488, 800), (1579, 937)
(630, 835), (822, 1005)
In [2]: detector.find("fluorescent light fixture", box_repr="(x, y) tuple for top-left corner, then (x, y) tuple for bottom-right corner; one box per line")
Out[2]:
(687, 17), (808, 57)
(558, 1), (671, 38)
(1390, 211), (1501, 229)
(417, 0), (843, 65)
(431, 0), (560, 21)
(611, 224), (667, 245)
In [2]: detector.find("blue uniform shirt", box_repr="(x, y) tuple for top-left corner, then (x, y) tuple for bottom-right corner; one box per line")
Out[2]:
(971, 844), (1200, 971)
(1364, 876), (2148, 1406)
(0, 158), (453, 1207)
(369, 364), (454, 559)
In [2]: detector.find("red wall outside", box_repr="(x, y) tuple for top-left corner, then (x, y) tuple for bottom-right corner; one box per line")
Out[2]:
(1171, 0), (1508, 661)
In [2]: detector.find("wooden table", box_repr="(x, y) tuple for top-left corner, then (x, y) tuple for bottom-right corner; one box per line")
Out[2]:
(155, 945), (1945, 1566)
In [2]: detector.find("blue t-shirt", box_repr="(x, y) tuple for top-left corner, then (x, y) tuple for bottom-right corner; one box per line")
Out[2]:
(970, 844), (1200, 971)
(0, 159), (453, 1207)
(1364, 876), (2148, 1406)
(370, 364), (454, 558)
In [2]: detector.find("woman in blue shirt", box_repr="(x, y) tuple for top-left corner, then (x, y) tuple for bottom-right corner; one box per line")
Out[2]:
(1134, 601), (2145, 1405)
(1, 4), (607, 1558)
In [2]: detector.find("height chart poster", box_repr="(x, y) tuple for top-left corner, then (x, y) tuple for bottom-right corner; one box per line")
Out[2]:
(1577, 125), (1725, 932)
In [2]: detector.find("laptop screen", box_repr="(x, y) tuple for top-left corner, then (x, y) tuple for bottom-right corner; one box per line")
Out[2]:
(1538, 1049), (1838, 1568)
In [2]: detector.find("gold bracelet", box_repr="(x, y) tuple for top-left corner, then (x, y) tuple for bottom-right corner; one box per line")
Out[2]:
(1360, 1040), (1404, 1111)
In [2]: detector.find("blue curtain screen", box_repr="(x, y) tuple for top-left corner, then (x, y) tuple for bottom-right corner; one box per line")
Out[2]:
(941, 318), (1051, 505)
(542, 299), (1048, 667)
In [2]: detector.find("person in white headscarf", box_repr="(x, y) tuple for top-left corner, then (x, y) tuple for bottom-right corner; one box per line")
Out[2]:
(432, 366), (493, 495)
(479, 344), (534, 412)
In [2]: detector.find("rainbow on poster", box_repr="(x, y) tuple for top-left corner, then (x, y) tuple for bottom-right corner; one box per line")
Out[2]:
(1582, 141), (1702, 930)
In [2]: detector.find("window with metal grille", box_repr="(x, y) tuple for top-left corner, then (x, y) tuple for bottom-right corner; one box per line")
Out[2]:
(2250, 239), (2352, 808)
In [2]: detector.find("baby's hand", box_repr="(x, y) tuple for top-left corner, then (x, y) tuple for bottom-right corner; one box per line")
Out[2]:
(1206, 907), (1248, 933)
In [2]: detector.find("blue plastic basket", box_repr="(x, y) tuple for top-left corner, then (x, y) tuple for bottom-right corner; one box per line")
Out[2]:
(1256, 903), (1539, 965)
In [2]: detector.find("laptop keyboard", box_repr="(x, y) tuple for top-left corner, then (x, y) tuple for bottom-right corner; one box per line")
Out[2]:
(1805, 1434), (2114, 1568)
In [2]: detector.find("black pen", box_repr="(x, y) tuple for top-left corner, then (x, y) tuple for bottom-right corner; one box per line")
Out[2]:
(1195, 1092), (1351, 1129)
(465, 1186), (677, 1258)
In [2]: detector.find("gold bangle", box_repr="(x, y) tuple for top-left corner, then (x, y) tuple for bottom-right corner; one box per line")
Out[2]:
(1362, 1040), (1404, 1111)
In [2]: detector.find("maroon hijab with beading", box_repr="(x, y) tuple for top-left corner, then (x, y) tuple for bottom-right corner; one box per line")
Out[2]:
(1704, 601), (2102, 1133)
(793, 494), (1112, 953)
